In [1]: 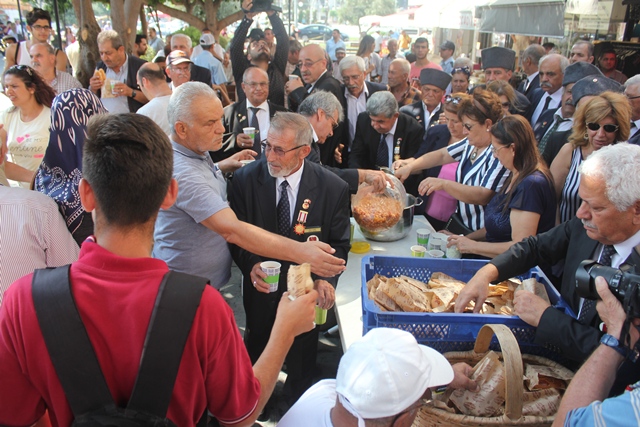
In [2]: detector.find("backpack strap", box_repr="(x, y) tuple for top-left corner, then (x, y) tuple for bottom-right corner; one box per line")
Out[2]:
(32, 266), (115, 416)
(14, 40), (20, 64)
(126, 270), (207, 417)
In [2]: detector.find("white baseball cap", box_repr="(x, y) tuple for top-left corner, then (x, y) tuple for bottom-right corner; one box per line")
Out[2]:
(336, 328), (453, 420)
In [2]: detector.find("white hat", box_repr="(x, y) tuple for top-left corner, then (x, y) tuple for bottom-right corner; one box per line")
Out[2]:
(200, 33), (215, 46)
(336, 328), (453, 420)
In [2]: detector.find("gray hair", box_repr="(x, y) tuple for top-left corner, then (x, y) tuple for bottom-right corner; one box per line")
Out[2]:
(168, 82), (218, 132)
(522, 44), (545, 65)
(339, 55), (366, 74)
(268, 112), (313, 146)
(298, 90), (344, 122)
(366, 91), (398, 118)
(97, 30), (123, 50)
(171, 33), (192, 49)
(31, 42), (55, 55)
(453, 57), (473, 69)
(579, 143), (640, 211)
(539, 53), (569, 74)
(390, 58), (410, 75)
(625, 75), (640, 90)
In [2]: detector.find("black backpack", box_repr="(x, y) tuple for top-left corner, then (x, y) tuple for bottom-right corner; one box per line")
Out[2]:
(32, 266), (208, 426)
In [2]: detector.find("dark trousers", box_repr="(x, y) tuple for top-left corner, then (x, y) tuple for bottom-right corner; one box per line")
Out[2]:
(242, 278), (319, 403)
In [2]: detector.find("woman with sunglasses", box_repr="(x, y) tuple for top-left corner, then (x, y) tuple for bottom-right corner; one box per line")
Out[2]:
(447, 115), (556, 258)
(394, 88), (509, 232)
(1, 65), (56, 187)
(551, 91), (630, 223)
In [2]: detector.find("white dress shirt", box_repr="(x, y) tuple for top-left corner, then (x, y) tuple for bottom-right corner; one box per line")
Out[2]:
(381, 117), (399, 163)
(531, 88), (564, 126)
(247, 99), (271, 142)
(276, 161), (305, 224)
(345, 84), (370, 144)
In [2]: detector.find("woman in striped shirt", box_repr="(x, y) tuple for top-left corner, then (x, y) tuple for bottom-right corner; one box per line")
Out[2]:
(551, 92), (630, 224)
(394, 88), (510, 231)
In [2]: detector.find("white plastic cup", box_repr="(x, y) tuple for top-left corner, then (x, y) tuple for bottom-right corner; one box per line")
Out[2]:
(428, 232), (448, 251)
(428, 249), (445, 259)
(289, 74), (299, 81)
(416, 228), (431, 247)
(446, 236), (463, 259)
(260, 261), (281, 292)
(243, 127), (256, 140)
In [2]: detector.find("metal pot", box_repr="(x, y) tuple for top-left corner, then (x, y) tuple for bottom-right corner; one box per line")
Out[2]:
(359, 194), (423, 242)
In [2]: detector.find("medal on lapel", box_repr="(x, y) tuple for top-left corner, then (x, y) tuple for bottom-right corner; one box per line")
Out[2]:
(394, 138), (402, 161)
(294, 208), (309, 235)
(302, 198), (311, 209)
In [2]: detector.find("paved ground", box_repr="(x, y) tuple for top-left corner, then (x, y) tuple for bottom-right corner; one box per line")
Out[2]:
(220, 264), (343, 426)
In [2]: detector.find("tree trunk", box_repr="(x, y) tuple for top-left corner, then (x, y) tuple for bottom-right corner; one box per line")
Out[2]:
(72, 0), (101, 88)
(139, 5), (147, 38)
(111, 0), (143, 53)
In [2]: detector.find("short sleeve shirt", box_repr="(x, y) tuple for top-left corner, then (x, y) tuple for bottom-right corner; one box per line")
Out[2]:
(153, 141), (232, 288)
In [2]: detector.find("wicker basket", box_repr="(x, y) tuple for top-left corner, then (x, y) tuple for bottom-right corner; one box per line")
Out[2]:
(413, 324), (573, 427)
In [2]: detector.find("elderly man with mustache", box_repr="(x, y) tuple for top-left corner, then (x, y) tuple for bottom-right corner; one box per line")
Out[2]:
(457, 143), (640, 396)
(528, 53), (568, 128)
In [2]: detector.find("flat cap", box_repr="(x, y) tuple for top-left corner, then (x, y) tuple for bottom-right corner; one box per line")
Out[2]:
(419, 68), (452, 91)
(481, 46), (515, 70)
(572, 76), (623, 105)
(562, 61), (602, 86)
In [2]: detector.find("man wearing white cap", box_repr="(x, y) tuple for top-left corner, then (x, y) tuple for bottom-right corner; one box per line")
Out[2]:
(278, 328), (476, 426)
(192, 33), (228, 86)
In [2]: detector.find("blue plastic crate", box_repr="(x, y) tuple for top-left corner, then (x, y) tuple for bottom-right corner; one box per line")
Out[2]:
(361, 255), (576, 362)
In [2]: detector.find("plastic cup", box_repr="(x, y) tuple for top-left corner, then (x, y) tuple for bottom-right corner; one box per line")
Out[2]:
(289, 74), (299, 81)
(428, 232), (448, 251)
(240, 159), (255, 166)
(446, 236), (462, 259)
(109, 79), (118, 95)
(416, 228), (431, 247)
(350, 223), (355, 243)
(243, 127), (256, 140)
(260, 261), (281, 292)
(411, 245), (426, 257)
(315, 306), (327, 325)
(428, 249), (445, 258)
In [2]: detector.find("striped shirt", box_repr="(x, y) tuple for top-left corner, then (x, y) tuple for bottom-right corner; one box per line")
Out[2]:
(564, 380), (640, 426)
(50, 70), (83, 95)
(0, 185), (79, 304)
(447, 139), (510, 230)
(559, 147), (583, 224)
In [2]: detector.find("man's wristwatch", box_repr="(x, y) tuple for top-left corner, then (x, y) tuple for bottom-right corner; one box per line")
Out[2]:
(600, 333), (630, 358)
(131, 89), (137, 98)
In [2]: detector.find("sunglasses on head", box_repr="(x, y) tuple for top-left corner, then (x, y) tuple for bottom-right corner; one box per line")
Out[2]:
(586, 122), (618, 133)
(10, 64), (33, 77)
(445, 95), (462, 105)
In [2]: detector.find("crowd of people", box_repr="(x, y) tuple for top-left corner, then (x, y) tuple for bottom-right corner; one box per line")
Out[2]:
(1, 3), (640, 426)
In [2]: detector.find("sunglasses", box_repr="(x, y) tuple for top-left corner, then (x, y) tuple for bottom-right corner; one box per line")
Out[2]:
(586, 122), (618, 133)
(10, 64), (33, 77)
(452, 66), (471, 76)
(445, 95), (462, 105)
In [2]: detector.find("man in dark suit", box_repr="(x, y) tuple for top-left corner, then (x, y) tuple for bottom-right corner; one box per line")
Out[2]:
(516, 44), (544, 98)
(348, 91), (424, 195)
(457, 143), (640, 394)
(170, 33), (212, 86)
(334, 55), (386, 168)
(228, 112), (350, 406)
(285, 44), (344, 115)
(624, 76), (640, 145)
(89, 30), (148, 113)
(212, 67), (287, 162)
(534, 61), (602, 164)
(400, 68), (451, 131)
(299, 91), (388, 194)
(528, 54), (568, 128)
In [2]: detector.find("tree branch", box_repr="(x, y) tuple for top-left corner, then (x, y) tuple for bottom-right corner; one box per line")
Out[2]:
(143, 1), (205, 28)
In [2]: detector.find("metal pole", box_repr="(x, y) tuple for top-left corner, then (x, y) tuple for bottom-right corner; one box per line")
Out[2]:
(288, 0), (292, 36)
(51, 0), (63, 49)
(16, 0), (24, 41)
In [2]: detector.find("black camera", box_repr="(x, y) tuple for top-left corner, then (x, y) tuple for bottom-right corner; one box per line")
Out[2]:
(247, 0), (282, 13)
(575, 260), (640, 318)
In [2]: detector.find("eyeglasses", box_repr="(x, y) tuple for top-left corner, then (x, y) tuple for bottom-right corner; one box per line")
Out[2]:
(244, 81), (268, 89)
(31, 24), (51, 31)
(463, 122), (478, 131)
(170, 66), (190, 74)
(445, 95), (462, 105)
(626, 94), (640, 100)
(261, 140), (306, 157)
(298, 58), (323, 69)
(327, 113), (339, 129)
(490, 143), (512, 154)
(586, 122), (619, 133)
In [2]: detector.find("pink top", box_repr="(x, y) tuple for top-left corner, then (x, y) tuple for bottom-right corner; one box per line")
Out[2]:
(409, 61), (443, 81)
(425, 162), (459, 221)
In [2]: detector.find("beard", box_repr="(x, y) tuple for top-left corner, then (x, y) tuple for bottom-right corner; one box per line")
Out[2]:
(251, 51), (270, 62)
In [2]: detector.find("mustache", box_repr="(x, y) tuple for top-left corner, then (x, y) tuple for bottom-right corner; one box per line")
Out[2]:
(581, 219), (597, 229)
(540, 82), (553, 88)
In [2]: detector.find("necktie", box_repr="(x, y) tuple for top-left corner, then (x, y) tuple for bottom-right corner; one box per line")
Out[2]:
(579, 245), (617, 322)
(538, 116), (567, 154)
(542, 95), (553, 112)
(277, 180), (291, 236)
(630, 122), (638, 139)
(523, 79), (530, 94)
(376, 133), (389, 168)
(249, 107), (261, 155)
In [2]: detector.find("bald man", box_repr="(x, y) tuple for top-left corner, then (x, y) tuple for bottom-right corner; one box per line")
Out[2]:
(285, 43), (344, 113)
(136, 62), (173, 135)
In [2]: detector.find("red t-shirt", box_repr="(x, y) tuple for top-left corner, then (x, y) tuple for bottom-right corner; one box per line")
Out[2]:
(0, 241), (260, 427)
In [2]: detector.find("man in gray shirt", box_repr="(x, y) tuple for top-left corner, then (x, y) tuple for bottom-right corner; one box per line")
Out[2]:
(153, 82), (346, 288)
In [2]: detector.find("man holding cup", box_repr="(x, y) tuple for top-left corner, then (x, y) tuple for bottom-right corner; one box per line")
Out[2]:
(229, 112), (351, 409)
(213, 67), (286, 162)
